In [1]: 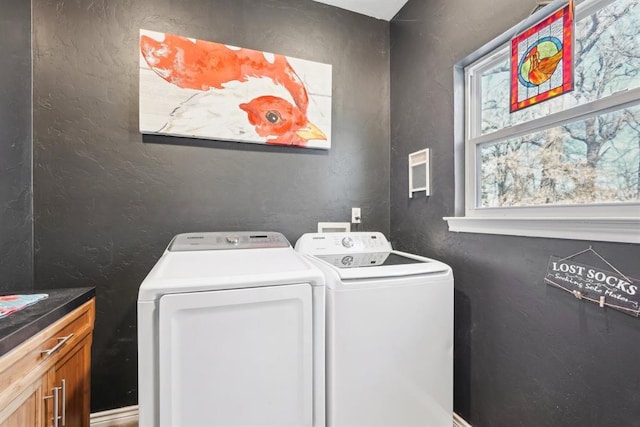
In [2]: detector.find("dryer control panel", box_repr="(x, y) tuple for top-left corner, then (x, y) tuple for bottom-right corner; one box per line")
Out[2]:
(295, 232), (392, 255)
(168, 231), (290, 251)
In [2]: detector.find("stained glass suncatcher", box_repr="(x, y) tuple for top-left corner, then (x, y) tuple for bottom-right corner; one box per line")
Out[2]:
(510, 1), (574, 113)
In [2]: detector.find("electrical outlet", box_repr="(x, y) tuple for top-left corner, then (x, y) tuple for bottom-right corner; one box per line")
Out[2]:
(351, 207), (361, 224)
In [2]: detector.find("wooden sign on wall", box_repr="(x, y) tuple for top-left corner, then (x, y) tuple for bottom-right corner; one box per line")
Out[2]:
(544, 253), (640, 317)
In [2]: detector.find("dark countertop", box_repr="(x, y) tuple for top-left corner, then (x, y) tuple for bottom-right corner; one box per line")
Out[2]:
(0, 287), (95, 358)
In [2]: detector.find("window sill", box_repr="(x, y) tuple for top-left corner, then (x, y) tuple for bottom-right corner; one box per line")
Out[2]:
(443, 217), (640, 244)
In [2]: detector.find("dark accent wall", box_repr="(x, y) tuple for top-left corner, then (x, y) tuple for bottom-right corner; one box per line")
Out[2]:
(390, 1), (640, 426)
(32, 0), (390, 412)
(0, 0), (33, 292)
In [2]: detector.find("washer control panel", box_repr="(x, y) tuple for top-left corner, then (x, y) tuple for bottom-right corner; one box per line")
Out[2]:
(295, 232), (392, 255)
(315, 252), (391, 268)
(169, 232), (290, 251)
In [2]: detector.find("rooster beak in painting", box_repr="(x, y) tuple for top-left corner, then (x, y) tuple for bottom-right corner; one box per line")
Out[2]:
(296, 121), (327, 141)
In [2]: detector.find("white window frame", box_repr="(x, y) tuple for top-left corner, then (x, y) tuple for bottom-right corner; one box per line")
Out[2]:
(445, 0), (640, 243)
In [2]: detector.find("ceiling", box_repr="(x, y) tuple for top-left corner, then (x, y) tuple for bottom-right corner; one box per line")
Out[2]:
(310, 0), (410, 20)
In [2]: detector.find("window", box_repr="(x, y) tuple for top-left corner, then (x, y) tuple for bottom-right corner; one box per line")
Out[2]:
(446, 0), (640, 243)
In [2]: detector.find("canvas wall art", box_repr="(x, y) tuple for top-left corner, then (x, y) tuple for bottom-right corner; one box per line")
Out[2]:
(139, 29), (332, 149)
(510, 0), (574, 112)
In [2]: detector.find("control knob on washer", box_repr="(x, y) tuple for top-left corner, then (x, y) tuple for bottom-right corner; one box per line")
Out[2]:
(341, 256), (354, 266)
(341, 237), (354, 248)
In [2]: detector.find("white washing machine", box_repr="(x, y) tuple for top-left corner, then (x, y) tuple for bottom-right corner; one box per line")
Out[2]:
(295, 232), (453, 427)
(138, 231), (325, 427)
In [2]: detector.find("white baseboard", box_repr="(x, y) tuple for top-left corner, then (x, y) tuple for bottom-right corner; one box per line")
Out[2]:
(90, 405), (138, 427)
(90, 405), (470, 427)
(454, 411), (472, 427)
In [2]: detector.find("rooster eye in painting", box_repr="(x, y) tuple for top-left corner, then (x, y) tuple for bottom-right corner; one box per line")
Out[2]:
(265, 111), (281, 123)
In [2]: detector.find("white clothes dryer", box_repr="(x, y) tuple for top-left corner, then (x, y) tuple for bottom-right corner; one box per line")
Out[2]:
(295, 232), (453, 427)
(138, 232), (325, 427)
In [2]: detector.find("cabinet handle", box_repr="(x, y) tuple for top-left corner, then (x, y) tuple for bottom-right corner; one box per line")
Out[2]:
(41, 333), (74, 357)
(61, 379), (66, 426)
(44, 386), (60, 427)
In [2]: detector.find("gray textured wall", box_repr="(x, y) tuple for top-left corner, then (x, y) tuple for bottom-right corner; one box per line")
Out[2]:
(390, 1), (640, 426)
(32, 0), (390, 411)
(0, 0), (32, 292)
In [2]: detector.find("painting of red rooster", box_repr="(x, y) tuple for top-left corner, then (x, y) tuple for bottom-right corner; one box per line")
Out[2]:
(139, 29), (332, 149)
(510, 0), (573, 112)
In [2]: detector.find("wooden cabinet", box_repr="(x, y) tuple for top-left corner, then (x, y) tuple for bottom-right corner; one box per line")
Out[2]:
(46, 334), (92, 427)
(0, 379), (44, 427)
(0, 299), (95, 427)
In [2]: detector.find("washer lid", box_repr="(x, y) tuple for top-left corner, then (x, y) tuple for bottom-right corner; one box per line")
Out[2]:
(311, 250), (451, 280)
(314, 252), (424, 268)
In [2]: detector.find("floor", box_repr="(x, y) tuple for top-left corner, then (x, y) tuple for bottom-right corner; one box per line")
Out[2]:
(106, 418), (465, 427)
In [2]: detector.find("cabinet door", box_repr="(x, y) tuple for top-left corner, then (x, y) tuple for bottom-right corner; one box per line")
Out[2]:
(0, 375), (46, 427)
(47, 336), (92, 427)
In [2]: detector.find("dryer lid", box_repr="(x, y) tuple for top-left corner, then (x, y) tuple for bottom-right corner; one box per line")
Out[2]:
(138, 232), (324, 302)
